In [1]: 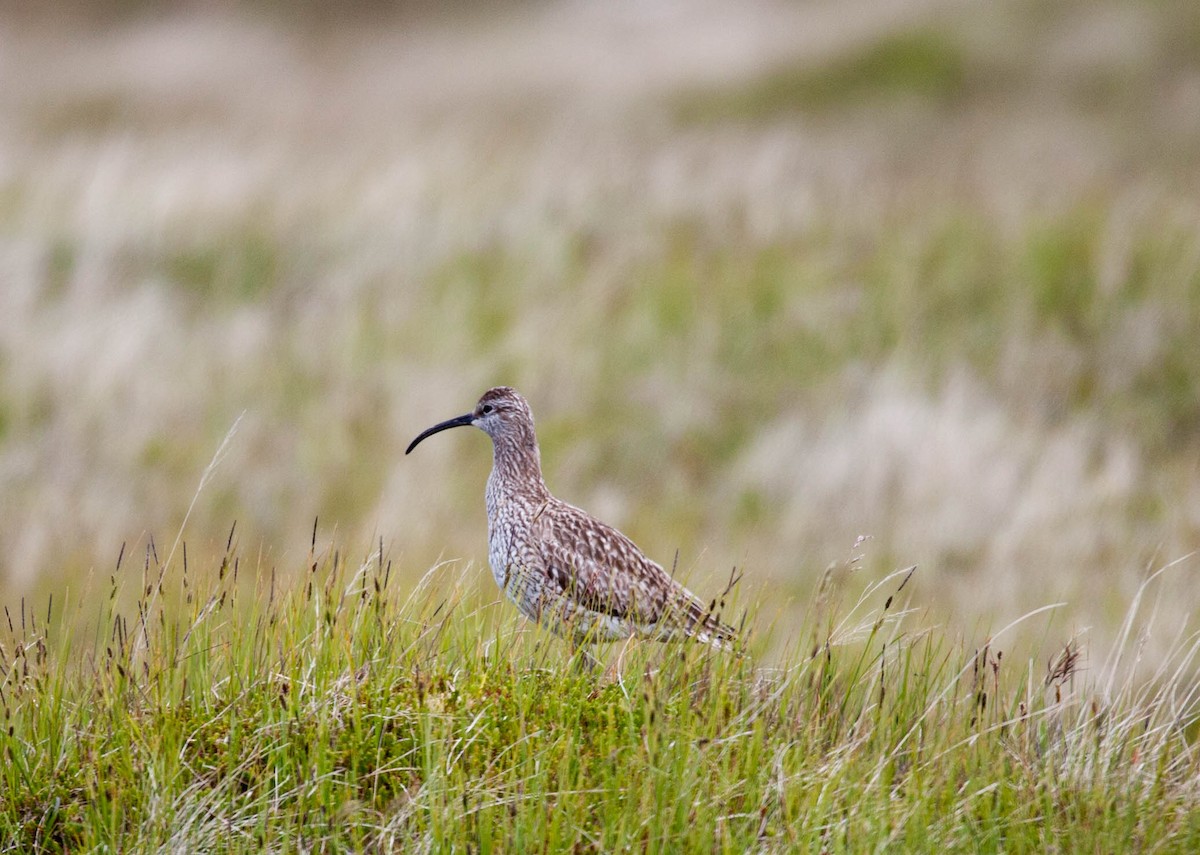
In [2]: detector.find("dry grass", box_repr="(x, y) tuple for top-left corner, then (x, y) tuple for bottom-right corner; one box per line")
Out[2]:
(0, 0), (1198, 667)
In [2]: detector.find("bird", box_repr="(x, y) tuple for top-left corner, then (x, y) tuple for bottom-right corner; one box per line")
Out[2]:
(406, 386), (739, 650)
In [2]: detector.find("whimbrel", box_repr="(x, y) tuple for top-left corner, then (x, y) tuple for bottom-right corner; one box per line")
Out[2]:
(406, 387), (738, 648)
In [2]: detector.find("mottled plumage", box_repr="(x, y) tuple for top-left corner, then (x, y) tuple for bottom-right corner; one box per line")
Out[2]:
(406, 387), (738, 647)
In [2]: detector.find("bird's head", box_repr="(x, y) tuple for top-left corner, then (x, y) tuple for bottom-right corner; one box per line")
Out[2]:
(406, 386), (535, 454)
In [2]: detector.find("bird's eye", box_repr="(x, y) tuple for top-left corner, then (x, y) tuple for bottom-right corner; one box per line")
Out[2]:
(481, 404), (494, 415)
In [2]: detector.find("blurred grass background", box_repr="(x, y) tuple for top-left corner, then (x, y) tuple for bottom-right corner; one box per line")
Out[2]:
(1, 0), (1199, 660)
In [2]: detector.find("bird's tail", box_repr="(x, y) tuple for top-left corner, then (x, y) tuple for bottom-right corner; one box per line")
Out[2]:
(692, 613), (741, 652)
(673, 583), (742, 652)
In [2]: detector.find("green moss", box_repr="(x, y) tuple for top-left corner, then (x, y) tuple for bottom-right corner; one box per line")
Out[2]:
(1132, 339), (1200, 447)
(426, 249), (523, 350)
(733, 488), (769, 528)
(674, 30), (971, 123)
(33, 93), (131, 137)
(1156, 0), (1200, 75)
(1023, 217), (1105, 338)
(45, 238), (76, 300)
(166, 231), (278, 303)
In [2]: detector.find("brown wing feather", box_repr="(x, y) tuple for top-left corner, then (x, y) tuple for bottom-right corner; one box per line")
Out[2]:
(530, 499), (669, 625)
(530, 499), (739, 643)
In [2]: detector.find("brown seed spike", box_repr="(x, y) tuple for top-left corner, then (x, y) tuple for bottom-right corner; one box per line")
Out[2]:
(407, 386), (740, 649)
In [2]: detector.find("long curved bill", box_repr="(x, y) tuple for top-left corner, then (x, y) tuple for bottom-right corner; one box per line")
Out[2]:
(405, 413), (475, 454)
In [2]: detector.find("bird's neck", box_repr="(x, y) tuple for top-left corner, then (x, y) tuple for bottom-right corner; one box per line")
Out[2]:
(486, 433), (550, 507)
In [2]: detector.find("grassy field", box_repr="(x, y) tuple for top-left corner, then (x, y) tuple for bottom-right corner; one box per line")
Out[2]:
(2, 535), (1198, 850)
(2, 0), (1200, 848)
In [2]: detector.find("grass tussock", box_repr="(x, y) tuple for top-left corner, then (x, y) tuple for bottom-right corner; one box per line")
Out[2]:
(2, 534), (1198, 852)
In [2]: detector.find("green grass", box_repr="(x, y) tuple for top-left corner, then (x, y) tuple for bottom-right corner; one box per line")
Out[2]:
(2, 537), (1197, 851)
(4, 5), (1200, 845)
